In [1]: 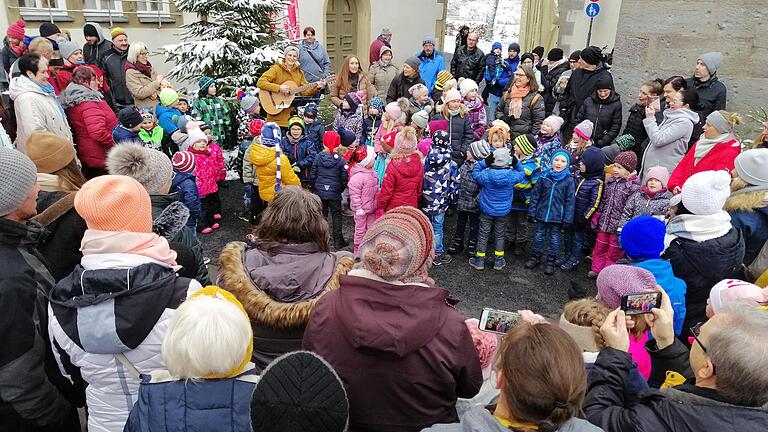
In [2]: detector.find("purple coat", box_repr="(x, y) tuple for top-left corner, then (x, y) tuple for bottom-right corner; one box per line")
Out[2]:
(618, 189), (672, 228)
(597, 175), (640, 233)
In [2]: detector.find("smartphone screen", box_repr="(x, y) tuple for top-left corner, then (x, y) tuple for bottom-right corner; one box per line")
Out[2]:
(621, 292), (662, 315)
(479, 307), (522, 335)
(649, 97), (661, 112)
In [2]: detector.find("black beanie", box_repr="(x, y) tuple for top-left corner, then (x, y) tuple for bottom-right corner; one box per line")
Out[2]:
(83, 24), (99, 39)
(532, 46), (545, 58)
(595, 75), (614, 91)
(580, 46), (603, 66)
(520, 53), (534, 64)
(547, 48), (564, 62)
(39, 22), (60, 38)
(569, 50), (582, 62)
(118, 107), (143, 129)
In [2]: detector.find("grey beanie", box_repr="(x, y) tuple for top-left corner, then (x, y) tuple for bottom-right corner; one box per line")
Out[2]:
(58, 38), (81, 60)
(698, 52), (723, 75)
(107, 143), (174, 195)
(493, 147), (511, 168)
(284, 45), (299, 58)
(0, 148), (38, 216)
(404, 56), (420, 71)
(735, 149), (768, 186)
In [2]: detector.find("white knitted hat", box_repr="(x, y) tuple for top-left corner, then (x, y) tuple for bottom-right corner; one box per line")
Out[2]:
(669, 170), (731, 215)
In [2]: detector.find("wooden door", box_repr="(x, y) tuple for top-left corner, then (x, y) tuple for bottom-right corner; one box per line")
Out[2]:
(325, 0), (357, 72)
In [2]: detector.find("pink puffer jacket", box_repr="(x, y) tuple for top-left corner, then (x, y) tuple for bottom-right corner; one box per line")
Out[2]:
(348, 164), (380, 214)
(189, 142), (226, 197)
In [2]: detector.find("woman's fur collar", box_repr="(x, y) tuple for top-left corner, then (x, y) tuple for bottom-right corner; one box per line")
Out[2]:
(725, 177), (768, 212)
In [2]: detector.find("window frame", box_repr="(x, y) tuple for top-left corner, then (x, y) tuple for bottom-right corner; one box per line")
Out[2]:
(82, 0), (124, 16)
(18, 0), (68, 18)
(135, 0), (171, 17)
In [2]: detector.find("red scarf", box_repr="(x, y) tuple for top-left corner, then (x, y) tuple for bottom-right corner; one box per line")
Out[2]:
(125, 60), (153, 78)
(10, 44), (26, 57)
(642, 185), (663, 198)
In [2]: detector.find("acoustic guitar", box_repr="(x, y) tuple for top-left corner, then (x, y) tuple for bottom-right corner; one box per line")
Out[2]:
(259, 75), (336, 115)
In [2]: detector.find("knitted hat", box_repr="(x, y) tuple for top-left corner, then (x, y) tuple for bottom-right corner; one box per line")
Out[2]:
(428, 119), (448, 133)
(669, 170), (731, 215)
(532, 46), (545, 59)
(288, 116), (305, 133)
(491, 119), (511, 134)
(645, 165), (670, 189)
(107, 144), (174, 195)
(614, 151), (637, 172)
(283, 45), (299, 58)
(393, 127), (418, 154)
(303, 103), (318, 118)
(706, 110), (733, 134)
(7, 20), (26, 41)
(118, 106), (143, 129)
(250, 351), (349, 432)
(580, 46), (603, 66)
(551, 149), (571, 167)
(615, 134), (636, 151)
(411, 107), (432, 130)
(698, 52), (723, 75)
(139, 108), (154, 121)
(404, 56), (420, 71)
(384, 101), (404, 122)
(358, 206), (434, 283)
(39, 22), (60, 38)
(442, 89), (462, 104)
(337, 128), (356, 147)
(171, 151), (195, 173)
(344, 91), (363, 112)
(458, 78), (479, 98)
(0, 148), (37, 216)
(110, 27), (127, 40)
(620, 216), (666, 260)
(261, 122), (284, 192)
(159, 88), (179, 107)
(542, 115), (564, 132)
(709, 279), (767, 315)
(381, 27), (392, 35)
(569, 50), (582, 62)
(323, 131), (341, 154)
(58, 39), (81, 60)
(435, 70), (453, 90)
(508, 43), (521, 53)
(597, 265), (657, 309)
(514, 134), (537, 156)
(422, 35), (437, 46)
(359, 146), (376, 167)
(735, 149), (768, 186)
(75, 175), (152, 233)
(487, 125), (510, 144)
(367, 96), (384, 112)
(431, 130), (450, 150)
(520, 53), (534, 64)
(25, 131), (76, 174)
(187, 124), (208, 147)
(469, 139), (491, 159)
(547, 48), (564, 62)
(408, 83), (428, 99)
(491, 42), (502, 52)
(249, 119), (265, 137)
(493, 147), (511, 168)
(580, 147), (605, 179)
(595, 75), (614, 91)
(573, 119), (594, 141)
(198, 76), (215, 94)
(237, 90), (259, 113)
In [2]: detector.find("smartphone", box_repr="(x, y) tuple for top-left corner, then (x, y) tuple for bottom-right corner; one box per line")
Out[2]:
(649, 96), (661, 112)
(479, 307), (522, 335)
(620, 292), (662, 315)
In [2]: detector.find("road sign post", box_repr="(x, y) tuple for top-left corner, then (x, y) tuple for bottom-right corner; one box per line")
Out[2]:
(585, 2), (600, 46)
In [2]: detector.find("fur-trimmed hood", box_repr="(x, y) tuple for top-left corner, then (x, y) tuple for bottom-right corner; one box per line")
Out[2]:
(218, 241), (354, 329)
(725, 177), (768, 212)
(59, 83), (103, 109)
(151, 200), (189, 240)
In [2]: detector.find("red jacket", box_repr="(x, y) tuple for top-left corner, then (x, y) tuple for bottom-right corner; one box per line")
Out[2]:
(59, 84), (118, 169)
(668, 138), (740, 191)
(51, 64), (109, 95)
(377, 153), (424, 211)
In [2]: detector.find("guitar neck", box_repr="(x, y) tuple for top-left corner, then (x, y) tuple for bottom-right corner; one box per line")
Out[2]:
(292, 82), (318, 95)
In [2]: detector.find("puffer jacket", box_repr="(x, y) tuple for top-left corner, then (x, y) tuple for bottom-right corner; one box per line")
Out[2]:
(217, 241), (353, 371)
(1, 37), (24, 90)
(102, 46), (130, 106)
(124, 368), (259, 432)
(450, 45), (485, 83)
(473, 160), (526, 217)
(189, 142), (225, 197)
(171, 172), (201, 230)
(386, 72), (425, 104)
(310, 151), (348, 201)
(150, 195), (210, 284)
(511, 156), (542, 211)
(257, 60), (319, 127)
(362, 115), (381, 147)
(457, 159), (481, 213)
(724, 181), (768, 266)
(348, 164), (380, 214)
(641, 108), (698, 178)
(82, 23), (112, 68)
(563, 62), (613, 125)
(377, 153), (424, 211)
(9, 75), (73, 151)
(425, 404), (602, 432)
(535, 133), (563, 171)
(633, 259), (687, 336)
(529, 171), (576, 224)
(281, 136), (317, 184)
(125, 65), (160, 109)
(304, 121), (325, 152)
(249, 143), (301, 202)
(496, 91), (546, 140)
(667, 137), (740, 192)
(596, 175), (640, 233)
(422, 149), (460, 216)
(541, 60), (570, 114)
(573, 177), (604, 224)
(50, 63), (109, 96)
(618, 189), (672, 227)
(434, 109), (474, 166)
(576, 92), (623, 148)
(49, 255), (201, 432)
(368, 50), (399, 99)
(155, 104), (182, 134)
(59, 83), (117, 169)
(465, 98), (487, 140)
(112, 125), (139, 144)
(332, 110), (364, 146)
(417, 49), (446, 95)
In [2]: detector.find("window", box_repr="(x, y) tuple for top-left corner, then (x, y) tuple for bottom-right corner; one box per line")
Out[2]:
(84, 0), (123, 15)
(19, 0), (68, 16)
(136, 0), (171, 16)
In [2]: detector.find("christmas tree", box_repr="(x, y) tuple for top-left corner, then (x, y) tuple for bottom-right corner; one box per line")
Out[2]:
(160, 0), (287, 87)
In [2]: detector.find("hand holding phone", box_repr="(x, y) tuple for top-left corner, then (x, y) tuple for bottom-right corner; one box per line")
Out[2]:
(479, 307), (522, 335)
(649, 96), (661, 112)
(620, 292), (663, 315)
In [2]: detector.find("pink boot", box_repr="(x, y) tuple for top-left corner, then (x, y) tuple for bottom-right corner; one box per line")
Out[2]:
(213, 214), (222, 220)
(201, 227), (213, 234)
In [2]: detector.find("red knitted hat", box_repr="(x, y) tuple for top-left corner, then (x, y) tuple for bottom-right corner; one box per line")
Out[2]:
(172, 151), (195, 173)
(323, 131), (341, 153)
(7, 19), (26, 41)
(249, 119), (265, 137)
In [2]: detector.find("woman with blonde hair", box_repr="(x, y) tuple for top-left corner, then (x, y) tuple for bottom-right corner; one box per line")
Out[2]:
(497, 64), (545, 140)
(125, 41), (164, 109)
(217, 187), (354, 371)
(750, 119), (768, 149)
(434, 88), (474, 166)
(330, 55), (375, 108)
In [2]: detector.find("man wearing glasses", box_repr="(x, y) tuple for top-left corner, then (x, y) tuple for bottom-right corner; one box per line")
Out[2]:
(450, 32), (484, 84)
(584, 288), (768, 431)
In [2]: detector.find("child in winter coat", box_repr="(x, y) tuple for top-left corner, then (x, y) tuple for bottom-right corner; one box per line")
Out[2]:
(449, 139), (491, 256)
(436, 89), (474, 168)
(459, 78), (487, 140)
(332, 91), (364, 147)
(310, 130), (350, 249)
(302, 103), (325, 152)
(560, 147), (604, 272)
(422, 130), (460, 266)
(193, 76), (232, 148)
(618, 165), (672, 227)
(508, 134), (541, 256)
(377, 127), (424, 211)
(113, 106), (143, 144)
(241, 119), (265, 224)
(620, 216), (687, 335)
(250, 122), (301, 203)
(156, 88), (184, 134)
(535, 115), (564, 170)
(406, 83), (434, 118)
(348, 145), (380, 254)
(188, 123), (226, 234)
(488, 124), (510, 151)
(567, 119), (594, 173)
(362, 97), (384, 147)
(281, 116), (317, 187)
(589, 151), (640, 277)
(469, 147), (526, 271)
(171, 151), (202, 231)
(138, 108), (163, 151)
(526, 150), (576, 275)
(235, 90), (261, 148)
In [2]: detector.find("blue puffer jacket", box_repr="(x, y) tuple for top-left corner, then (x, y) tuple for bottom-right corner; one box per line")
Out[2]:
(574, 176), (604, 223)
(112, 124), (140, 144)
(281, 136), (317, 183)
(511, 156), (541, 211)
(124, 369), (259, 432)
(310, 151), (348, 201)
(304, 121), (326, 152)
(156, 104), (183, 134)
(417, 50), (446, 96)
(483, 54), (513, 97)
(171, 171), (201, 230)
(472, 159), (526, 217)
(529, 172), (576, 224)
(633, 259), (687, 336)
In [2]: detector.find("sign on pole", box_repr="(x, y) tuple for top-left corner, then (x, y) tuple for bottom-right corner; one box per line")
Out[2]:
(586, 3), (600, 17)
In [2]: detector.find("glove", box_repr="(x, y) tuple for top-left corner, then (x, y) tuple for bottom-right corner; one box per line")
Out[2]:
(355, 209), (366, 216)
(510, 154), (519, 167)
(292, 164), (301, 173)
(484, 153), (495, 167)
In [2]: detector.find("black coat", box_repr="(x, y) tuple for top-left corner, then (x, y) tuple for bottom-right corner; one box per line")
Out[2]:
(102, 46), (131, 106)
(386, 73), (425, 104)
(540, 61), (570, 115)
(686, 75), (727, 146)
(433, 111), (474, 167)
(35, 192), (87, 282)
(576, 92), (623, 148)
(310, 152), (348, 201)
(563, 63), (613, 128)
(495, 91), (546, 140)
(450, 45), (485, 83)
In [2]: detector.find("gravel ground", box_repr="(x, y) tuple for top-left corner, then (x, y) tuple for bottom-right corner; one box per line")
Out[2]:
(201, 181), (597, 319)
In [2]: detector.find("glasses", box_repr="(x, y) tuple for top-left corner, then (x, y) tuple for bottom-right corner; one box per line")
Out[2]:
(139, 51), (149, 55)
(690, 322), (708, 353)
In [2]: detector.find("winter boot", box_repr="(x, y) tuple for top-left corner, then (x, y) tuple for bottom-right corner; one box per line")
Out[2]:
(433, 252), (453, 266)
(493, 254), (507, 271)
(543, 256), (556, 275)
(466, 240), (477, 256)
(524, 254), (541, 269)
(469, 255), (485, 271)
(447, 239), (464, 255)
(560, 259), (579, 272)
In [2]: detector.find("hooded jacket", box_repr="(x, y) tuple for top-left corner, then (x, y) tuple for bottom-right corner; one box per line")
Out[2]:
(218, 241), (353, 372)
(310, 150), (348, 200)
(82, 23), (112, 68)
(576, 91), (623, 148)
(9, 75), (73, 152)
(529, 170), (577, 224)
(49, 257), (201, 432)
(417, 49), (446, 95)
(298, 39), (331, 83)
(618, 189), (672, 227)
(724, 183), (768, 267)
(348, 163), (380, 214)
(483, 52), (513, 97)
(423, 147), (460, 215)
(302, 271), (483, 432)
(102, 45), (130, 106)
(59, 83), (117, 169)
(425, 404), (603, 432)
(632, 259), (687, 335)
(377, 153), (424, 211)
(369, 45), (399, 99)
(171, 172), (201, 230)
(563, 62), (613, 124)
(188, 142), (225, 197)
(641, 108), (698, 178)
(667, 137), (740, 192)
(155, 103), (182, 134)
(249, 143), (301, 202)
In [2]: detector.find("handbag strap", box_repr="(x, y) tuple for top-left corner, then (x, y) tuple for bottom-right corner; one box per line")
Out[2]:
(306, 48), (325, 70)
(32, 192), (76, 226)
(114, 353), (141, 380)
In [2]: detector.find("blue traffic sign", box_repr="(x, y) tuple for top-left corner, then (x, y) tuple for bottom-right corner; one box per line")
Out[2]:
(586, 3), (600, 17)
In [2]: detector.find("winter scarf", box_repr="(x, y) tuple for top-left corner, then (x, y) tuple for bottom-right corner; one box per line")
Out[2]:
(664, 211), (733, 250)
(422, 145), (458, 215)
(641, 185), (664, 199)
(35, 78), (66, 118)
(694, 132), (733, 165)
(10, 43), (26, 57)
(125, 60), (153, 78)
(447, 107), (462, 117)
(507, 85), (530, 119)
(36, 173), (65, 192)
(548, 166), (569, 181)
(80, 229), (178, 267)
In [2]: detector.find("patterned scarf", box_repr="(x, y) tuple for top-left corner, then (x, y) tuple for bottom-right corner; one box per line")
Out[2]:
(507, 84), (530, 119)
(124, 60), (153, 78)
(664, 211), (732, 250)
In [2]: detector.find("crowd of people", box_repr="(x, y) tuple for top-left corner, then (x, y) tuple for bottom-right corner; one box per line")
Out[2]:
(1, 18), (768, 432)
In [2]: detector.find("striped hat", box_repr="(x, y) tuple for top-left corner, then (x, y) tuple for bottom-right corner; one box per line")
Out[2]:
(435, 70), (453, 90)
(140, 108), (154, 121)
(261, 122), (284, 192)
(172, 151), (195, 173)
(198, 76), (215, 94)
(469, 139), (491, 159)
(110, 27), (126, 40)
(514, 134), (537, 156)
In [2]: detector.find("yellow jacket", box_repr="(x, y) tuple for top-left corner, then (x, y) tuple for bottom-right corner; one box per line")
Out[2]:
(249, 143), (301, 201)
(257, 61), (318, 127)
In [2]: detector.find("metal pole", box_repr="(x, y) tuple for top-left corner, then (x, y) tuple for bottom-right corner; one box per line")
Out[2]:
(587, 17), (594, 46)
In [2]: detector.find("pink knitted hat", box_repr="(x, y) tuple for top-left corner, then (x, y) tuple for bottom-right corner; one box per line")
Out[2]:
(393, 127), (418, 154)
(709, 279), (768, 315)
(597, 265), (657, 309)
(644, 165), (670, 188)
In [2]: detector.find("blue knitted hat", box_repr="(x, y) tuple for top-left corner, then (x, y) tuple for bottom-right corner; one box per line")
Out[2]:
(198, 76), (215, 94)
(551, 149), (571, 165)
(620, 215), (665, 260)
